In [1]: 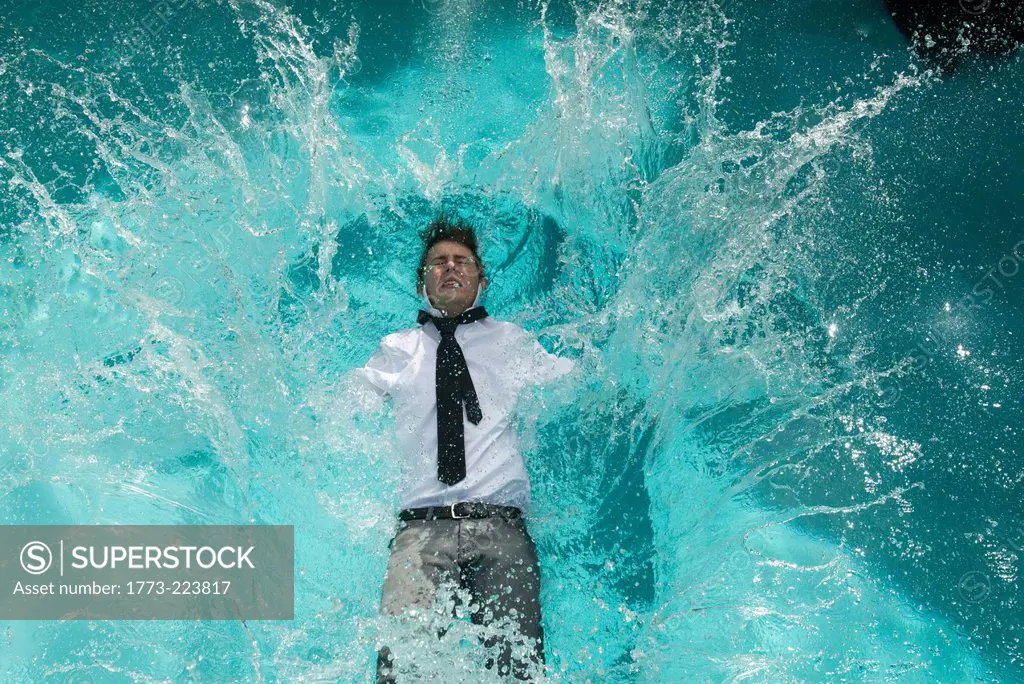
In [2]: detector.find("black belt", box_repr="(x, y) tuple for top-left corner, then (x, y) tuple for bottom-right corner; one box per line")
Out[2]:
(399, 502), (522, 522)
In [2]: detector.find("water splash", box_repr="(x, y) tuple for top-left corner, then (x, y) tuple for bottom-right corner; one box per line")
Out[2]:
(0, 0), (1021, 680)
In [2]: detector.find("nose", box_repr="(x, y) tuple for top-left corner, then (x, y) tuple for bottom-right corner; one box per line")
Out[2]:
(434, 262), (455, 282)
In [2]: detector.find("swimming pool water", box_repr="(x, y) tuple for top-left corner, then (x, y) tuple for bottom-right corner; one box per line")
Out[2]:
(0, 0), (1021, 681)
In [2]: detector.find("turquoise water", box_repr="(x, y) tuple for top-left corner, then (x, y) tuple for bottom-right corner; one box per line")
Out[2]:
(1, 0), (1022, 681)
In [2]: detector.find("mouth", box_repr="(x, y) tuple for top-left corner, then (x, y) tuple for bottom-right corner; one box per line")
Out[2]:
(440, 277), (463, 289)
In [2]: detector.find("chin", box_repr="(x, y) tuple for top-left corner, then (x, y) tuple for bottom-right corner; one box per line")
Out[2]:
(448, 296), (474, 310)
(431, 293), (472, 312)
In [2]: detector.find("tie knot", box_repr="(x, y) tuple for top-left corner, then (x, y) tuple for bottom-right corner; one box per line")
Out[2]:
(434, 318), (459, 338)
(417, 306), (489, 335)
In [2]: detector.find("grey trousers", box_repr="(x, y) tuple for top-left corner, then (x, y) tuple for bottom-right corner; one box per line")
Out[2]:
(375, 514), (546, 682)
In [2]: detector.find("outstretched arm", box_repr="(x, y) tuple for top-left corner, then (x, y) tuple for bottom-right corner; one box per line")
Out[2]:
(353, 335), (411, 398)
(525, 335), (576, 386)
(507, 322), (579, 390)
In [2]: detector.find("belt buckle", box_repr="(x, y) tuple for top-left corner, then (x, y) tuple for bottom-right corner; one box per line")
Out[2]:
(450, 502), (470, 520)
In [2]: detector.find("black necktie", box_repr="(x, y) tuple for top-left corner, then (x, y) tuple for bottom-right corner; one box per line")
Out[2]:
(417, 306), (489, 485)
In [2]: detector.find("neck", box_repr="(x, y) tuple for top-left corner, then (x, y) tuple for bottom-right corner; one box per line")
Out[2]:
(436, 304), (470, 318)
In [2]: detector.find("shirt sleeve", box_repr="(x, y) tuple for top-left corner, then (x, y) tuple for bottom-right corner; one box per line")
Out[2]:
(355, 335), (411, 398)
(518, 329), (576, 387)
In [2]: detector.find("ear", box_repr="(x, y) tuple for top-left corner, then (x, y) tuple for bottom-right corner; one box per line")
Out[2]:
(480, 277), (488, 290)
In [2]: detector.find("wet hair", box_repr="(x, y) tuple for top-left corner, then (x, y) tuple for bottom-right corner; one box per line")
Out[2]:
(416, 211), (486, 291)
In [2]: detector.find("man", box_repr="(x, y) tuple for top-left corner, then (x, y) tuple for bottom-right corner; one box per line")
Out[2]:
(357, 213), (574, 682)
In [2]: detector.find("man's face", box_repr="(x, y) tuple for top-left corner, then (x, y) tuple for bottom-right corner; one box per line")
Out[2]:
(420, 240), (486, 317)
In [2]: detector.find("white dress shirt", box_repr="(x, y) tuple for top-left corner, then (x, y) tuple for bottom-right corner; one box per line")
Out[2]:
(356, 301), (574, 510)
